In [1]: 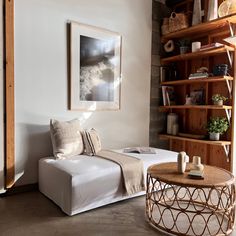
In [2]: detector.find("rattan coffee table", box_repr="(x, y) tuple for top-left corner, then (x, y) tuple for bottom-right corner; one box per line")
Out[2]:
(146, 162), (236, 236)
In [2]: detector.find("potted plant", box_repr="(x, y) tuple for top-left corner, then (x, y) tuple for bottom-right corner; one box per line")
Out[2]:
(178, 39), (190, 54)
(212, 94), (227, 106)
(206, 117), (229, 141)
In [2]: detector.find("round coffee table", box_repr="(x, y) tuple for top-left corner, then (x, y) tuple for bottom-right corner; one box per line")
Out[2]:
(146, 162), (236, 236)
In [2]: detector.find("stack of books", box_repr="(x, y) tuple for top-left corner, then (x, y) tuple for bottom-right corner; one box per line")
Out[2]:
(188, 170), (204, 179)
(188, 72), (209, 80)
(199, 42), (223, 51)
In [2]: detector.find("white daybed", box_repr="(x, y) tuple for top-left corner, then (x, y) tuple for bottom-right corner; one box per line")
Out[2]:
(39, 148), (178, 216)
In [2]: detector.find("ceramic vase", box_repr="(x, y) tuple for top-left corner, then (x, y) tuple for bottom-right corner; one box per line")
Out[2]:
(177, 151), (188, 174)
(207, 0), (218, 21)
(192, 156), (204, 172)
(192, 0), (203, 25)
(167, 113), (178, 135)
(172, 123), (179, 136)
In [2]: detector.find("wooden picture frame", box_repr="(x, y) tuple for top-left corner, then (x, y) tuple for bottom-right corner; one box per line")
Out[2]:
(70, 22), (122, 111)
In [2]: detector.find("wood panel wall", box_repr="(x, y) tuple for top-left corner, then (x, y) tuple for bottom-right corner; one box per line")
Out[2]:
(160, 0), (236, 171)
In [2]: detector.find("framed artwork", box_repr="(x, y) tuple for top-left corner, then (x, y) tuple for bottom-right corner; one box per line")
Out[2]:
(190, 89), (205, 105)
(70, 22), (122, 111)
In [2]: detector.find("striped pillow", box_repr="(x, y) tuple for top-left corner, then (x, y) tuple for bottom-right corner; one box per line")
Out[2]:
(82, 129), (102, 156)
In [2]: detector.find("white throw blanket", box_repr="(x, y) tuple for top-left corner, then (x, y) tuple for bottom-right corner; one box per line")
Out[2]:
(97, 149), (145, 195)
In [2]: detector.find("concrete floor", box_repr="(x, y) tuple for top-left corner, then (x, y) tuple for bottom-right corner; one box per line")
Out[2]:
(0, 191), (235, 236)
(0, 191), (163, 236)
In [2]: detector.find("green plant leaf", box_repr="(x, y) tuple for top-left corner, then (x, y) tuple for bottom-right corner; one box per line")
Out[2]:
(206, 117), (229, 134)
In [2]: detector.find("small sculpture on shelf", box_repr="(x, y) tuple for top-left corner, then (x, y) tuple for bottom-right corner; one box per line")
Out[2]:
(185, 95), (192, 105)
(207, 117), (229, 141)
(164, 40), (175, 53)
(192, 0), (204, 25)
(207, 0), (218, 21)
(212, 94), (228, 106)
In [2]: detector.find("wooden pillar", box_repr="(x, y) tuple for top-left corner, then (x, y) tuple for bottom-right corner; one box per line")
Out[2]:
(0, 0), (4, 193)
(5, 0), (15, 188)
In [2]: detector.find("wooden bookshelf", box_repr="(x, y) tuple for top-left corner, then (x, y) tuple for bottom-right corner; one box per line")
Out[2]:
(159, 134), (231, 146)
(161, 45), (234, 64)
(161, 76), (233, 86)
(161, 14), (236, 42)
(159, 8), (235, 172)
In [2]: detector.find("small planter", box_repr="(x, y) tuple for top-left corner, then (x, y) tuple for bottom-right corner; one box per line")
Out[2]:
(213, 100), (223, 106)
(209, 132), (220, 141)
(212, 94), (227, 106)
(180, 46), (189, 54)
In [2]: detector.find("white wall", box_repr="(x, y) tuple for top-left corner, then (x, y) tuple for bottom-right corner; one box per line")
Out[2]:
(0, 0), (4, 193)
(15, 0), (152, 185)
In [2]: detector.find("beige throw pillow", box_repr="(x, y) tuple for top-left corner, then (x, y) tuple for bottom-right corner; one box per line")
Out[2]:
(50, 119), (84, 159)
(82, 129), (102, 156)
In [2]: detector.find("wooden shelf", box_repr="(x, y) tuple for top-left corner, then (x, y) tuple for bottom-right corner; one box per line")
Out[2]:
(159, 134), (231, 146)
(161, 45), (234, 64)
(158, 10), (235, 171)
(161, 14), (236, 42)
(160, 105), (232, 110)
(161, 76), (233, 86)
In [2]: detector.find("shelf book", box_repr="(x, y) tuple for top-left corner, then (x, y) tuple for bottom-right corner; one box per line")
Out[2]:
(199, 42), (223, 51)
(162, 86), (175, 106)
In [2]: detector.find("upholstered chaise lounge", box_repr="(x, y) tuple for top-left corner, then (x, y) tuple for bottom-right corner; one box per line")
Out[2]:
(39, 148), (178, 216)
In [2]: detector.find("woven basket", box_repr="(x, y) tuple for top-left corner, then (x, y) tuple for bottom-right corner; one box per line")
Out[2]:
(162, 12), (189, 35)
(161, 18), (170, 35)
(169, 12), (189, 33)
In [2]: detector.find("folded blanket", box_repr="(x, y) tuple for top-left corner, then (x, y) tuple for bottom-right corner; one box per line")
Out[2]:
(97, 149), (145, 195)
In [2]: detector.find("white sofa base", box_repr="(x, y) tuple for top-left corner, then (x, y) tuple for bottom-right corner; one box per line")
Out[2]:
(39, 148), (178, 216)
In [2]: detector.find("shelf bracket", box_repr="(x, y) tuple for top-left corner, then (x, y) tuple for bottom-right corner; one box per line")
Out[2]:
(226, 49), (233, 68)
(223, 145), (230, 162)
(224, 109), (231, 122)
(226, 80), (233, 98)
(227, 21), (235, 37)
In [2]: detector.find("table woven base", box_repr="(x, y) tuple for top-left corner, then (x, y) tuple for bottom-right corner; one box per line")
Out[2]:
(146, 174), (236, 236)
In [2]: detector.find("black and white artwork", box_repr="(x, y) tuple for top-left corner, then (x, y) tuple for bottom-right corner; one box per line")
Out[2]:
(70, 22), (121, 111)
(80, 36), (115, 102)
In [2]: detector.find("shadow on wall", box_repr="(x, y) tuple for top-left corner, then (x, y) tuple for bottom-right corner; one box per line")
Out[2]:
(15, 123), (53, 186)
